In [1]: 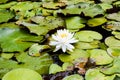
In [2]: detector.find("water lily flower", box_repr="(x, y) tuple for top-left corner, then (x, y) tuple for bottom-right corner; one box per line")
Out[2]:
(49, 29), (78, 52)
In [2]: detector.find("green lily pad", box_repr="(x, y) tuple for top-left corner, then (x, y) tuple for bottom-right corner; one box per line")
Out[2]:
(42, 2), (66, 9)
(104, 21), (120, 31)
(65, 16), (86, 30)
(16, 52), (53, 74)
(105, 36), (120, 47)
(99, 3), (113, 10)
(59, 49), (89, 62)
(100, 0), (116, 4)
(62, 62), (74, 71)
(87, 17), (107, 27)
(0, 23), (43, 52)
(0, 9), (14, 23)
(29, 43), (50, 57)
(112, 31), (120, 40)
(2, 68), (42, 80)
(63, 74), (83, 80)
(101, 57), (120, 75)
(106, 12), (120, 22)
(1, 53), (14, 59)
(74, 41), (100, 49)
(75, 30), (102, 42)
(0, 2), (17, 9)
(49, 64), (63, 74)
(10, 2), (34, 11)
(89, 49), (113, 65)
(107, 47), (120, 57)
(0, 0), (8, 3)
(83, 4), (104, 18)
(113, 1), (120, 7)
(85, 68), (115, 80)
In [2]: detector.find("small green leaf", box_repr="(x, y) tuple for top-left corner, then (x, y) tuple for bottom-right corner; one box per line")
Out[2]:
(59, 49), (89, 62)
(63, 74), (83, 80)
(75, 30), (102, 42)
(89, 49), (113, 65)
(85, 68), (115, 80)
(99, 3), (113, 10)
(0, 2), (17, 9)
(0, 0), (8, 3)
(49, 64), (63, 74)
(101, 57), (120, 75)
(0, 9), (14, 23)
(2, 68), (42, 80)
(75, 41), (100, 49)
(62, 62), (74, 71)
(83, 4), (104, 18)
(105, 36), (120, 47)
(0, 23), (43, 52)
(66, 16), (86, 30)
(1, 53), (14, 59)
(29, 44), (50, 57)
(87, 17), (107, 27)
(106, 12), (120, 22)
(107, 47), (120, 57)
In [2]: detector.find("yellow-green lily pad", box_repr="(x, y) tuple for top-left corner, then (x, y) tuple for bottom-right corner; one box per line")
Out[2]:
(89, 49), (113, 65)
(2, 68), (42, 80)
(87, 17), (107, 27)
(63, 74), (83, 80)
(75, 30), (102, 42)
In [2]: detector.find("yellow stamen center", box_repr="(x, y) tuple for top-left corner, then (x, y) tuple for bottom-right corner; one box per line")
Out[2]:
(60, 33), (67, 38)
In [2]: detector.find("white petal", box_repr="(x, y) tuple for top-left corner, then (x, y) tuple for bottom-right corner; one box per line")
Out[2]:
(53, 44), (62, 52)
(66, 43), (74, 50)
(49, 41), (59, 46)
(62, 45), (67, 52)
(67, 38), (78, 43)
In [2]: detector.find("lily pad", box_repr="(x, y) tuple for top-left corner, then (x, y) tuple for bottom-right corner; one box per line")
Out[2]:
(107, 47), (120, 57)
(83, 4), (104, 18)
(85, 68), (115, 80)
(2, 68), (42, 80)
(0, 0), (8, 3)
(65, 16), (85, 30)
(59, 49), (89, 62)
(105, 36), (120, 47)
(0, 23), (43, 52)
(0, 9), (14, 23)
(42, 2), (66, 9)
(99, 3), (113, 10)
(29, 44), (50, 57)
(101, 57), (120, 75)
(112, 31), (120, 40)
(75, 30), (102, 42)
(49, 64), (63, 74)
(1, 53), (14, 59)
(87, 17), (107, 27)
(0, 2), (17, 9)
(106, 12), (120, 22)
(89, 49), (113, 65)
(63, 74), (83, 80)
(74, 41), (100, 49)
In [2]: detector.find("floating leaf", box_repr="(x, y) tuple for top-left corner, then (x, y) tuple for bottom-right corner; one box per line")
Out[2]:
(0, 9), (14, 23)
(75, 30), (102, 42)
(106, 12), (120, 22)
(99, 3), (113, 10)
(83, 4), (104, 18)
(100, 0), (116, 4)
(0, 23), (43, 52)
(1, 53), (14, 59)
(112, 31), (120, 40)
(87, 17), (107, 27)
(89, 49), (113, 65)
(16, 52), (53, 74)
(107, 47), (120, 57)
(42, 2), (66, 9)
(0, 2), (17, 9)
(10, 2), (34, 11)
(2, 68), (42, 80)
(62, 62), (74, 71)
(101, 57), (120, 75)
(105, 36), (120, 47)
(65, 16), (85, 30)
(29, 43), (50, 57)
(103, 21), (120, 31)
(63, 74), (83, 80)
(75, 41), (100, 49)
(59, 49), (89, 62)
(85, 68), (115, 80)
(0, 0), (8, 3)
(49, 64), (63, 74)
